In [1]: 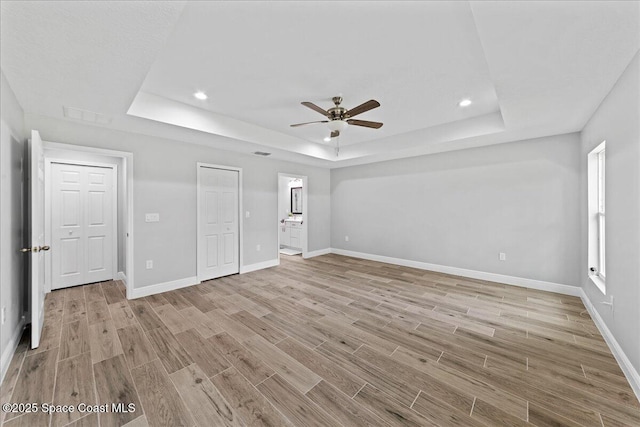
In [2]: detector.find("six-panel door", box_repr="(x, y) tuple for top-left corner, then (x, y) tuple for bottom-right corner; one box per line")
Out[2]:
(51, 163), (115, 289)
(198, 166), (239, 281)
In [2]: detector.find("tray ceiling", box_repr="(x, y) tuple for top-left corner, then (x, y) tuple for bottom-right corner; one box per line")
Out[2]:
(2, 1), (638, 167)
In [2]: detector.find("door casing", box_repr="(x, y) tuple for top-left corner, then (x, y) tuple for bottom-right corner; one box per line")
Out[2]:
(42, 141), (134, 297)
(277, 173), (308, 262)
(45, 159), (118, 291)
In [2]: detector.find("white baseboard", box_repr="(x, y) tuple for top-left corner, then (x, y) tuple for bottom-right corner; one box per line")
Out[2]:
(0, 318), (26, 386)
(241, 259), (279, 274)
(128, 259), (280, 298)
(331, 248), (581, 296)
(329, 247), (640, 401)
(579, 289), (640, 402)
(304, 248), (331, 259)
(117, 271), (127, 284)
(129, 276), (198, 299)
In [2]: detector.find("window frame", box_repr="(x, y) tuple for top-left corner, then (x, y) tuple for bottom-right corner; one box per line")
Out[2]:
(588, 141), (606, 293)
(596, 149), (605, 279)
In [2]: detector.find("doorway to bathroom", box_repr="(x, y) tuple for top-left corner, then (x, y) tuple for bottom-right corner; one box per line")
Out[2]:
(277, 173), (307, 260)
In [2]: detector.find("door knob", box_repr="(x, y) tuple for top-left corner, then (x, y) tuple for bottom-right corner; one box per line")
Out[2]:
(20, 245), (49, 253)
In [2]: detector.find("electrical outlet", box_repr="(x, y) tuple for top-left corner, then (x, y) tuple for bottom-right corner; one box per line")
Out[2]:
(146, 260), (153, 269)
(345, 236), (349, 242)
(256, 244), (261, 251)
(499, 252), (506, 261)
(1, 307), (5, 325)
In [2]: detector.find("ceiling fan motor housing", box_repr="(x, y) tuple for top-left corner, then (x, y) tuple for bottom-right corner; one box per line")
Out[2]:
(329, 96), (348, 119)
(328, 107), (348, 120)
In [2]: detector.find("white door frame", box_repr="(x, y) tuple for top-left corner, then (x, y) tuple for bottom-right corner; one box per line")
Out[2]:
(277, 173), (308, 260)
(44, 159), (118, 292)
(196, 162), (243, 282)
(42, 141), (134, 297)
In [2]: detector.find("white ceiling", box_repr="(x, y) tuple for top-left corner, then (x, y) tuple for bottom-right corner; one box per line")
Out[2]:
(1, 1), (639, 168)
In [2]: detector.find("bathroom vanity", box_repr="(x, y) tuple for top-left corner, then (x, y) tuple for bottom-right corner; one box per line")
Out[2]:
(280, 218), (302, 250)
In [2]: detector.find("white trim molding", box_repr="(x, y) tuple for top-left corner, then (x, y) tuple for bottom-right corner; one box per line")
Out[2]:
(129, 256), (281, 300)
(579, 289), (640, 402)
(241, 258), (279, 274)
(330, 248), (581, 296)
(44, 159), (118, 293)
(42, 141), (134, 297)
(0, 318), (25, 386)
(277, 173), (309, 260)
(130, 256), (281, 299)
(128, 276), (197, 299)
(303, 248), (331, 259)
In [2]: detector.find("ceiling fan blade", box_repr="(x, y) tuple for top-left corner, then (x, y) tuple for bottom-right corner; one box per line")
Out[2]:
(330, 130), (340, 138)
(301, 102), (329, 116)
(290, 120), (329, 127)
(346, 100), (380, 118)
(347, 119), (383, 129)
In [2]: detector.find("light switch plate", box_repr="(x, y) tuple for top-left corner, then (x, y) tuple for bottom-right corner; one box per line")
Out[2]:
(145, 213), (160, 222)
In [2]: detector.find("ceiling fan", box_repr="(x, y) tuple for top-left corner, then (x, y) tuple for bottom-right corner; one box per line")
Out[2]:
(290, 96), (383, 139)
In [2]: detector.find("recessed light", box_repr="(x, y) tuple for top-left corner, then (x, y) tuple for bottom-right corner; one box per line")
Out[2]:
(194, 91), (208, 100)
(458, 99), (472, 107)
(324, 137), (331, 142)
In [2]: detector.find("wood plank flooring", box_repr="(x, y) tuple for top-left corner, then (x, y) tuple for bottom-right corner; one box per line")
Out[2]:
(2, 254), (639, 426)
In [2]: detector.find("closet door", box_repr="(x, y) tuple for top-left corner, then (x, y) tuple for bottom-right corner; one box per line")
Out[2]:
(51, 163), (114, 289)
(198, 166), (239, 282)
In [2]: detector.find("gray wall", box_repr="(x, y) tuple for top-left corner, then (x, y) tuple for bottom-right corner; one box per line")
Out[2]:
(24, 114), (331, 290)
(0, 70), (26, 375)
(331, 133), (582, 286)
(580, 51), (640, 375)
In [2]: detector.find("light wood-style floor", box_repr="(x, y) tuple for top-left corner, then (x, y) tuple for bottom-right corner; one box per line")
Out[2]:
(1, 254), (639, 427)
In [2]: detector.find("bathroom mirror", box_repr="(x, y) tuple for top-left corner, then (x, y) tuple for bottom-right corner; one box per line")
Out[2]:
(291, 187), (302, 214)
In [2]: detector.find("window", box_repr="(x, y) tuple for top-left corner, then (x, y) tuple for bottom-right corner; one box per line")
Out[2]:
(596, 149), (605, 278)
(588, 141), (606, 293)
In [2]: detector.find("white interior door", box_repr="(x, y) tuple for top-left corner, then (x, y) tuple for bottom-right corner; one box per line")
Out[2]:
(29, 130), (46, 349)
(51, 163), (115, 289)
(198, 166), (239, 281)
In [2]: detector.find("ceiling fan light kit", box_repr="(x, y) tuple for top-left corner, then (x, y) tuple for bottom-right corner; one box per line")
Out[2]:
(327, 119), (348, 132)
(290, 95), (383, 155)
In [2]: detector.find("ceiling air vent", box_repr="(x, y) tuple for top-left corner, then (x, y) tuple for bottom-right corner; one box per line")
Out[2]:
(253, 151), (271, 156)
(63, 106), (112, 125)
